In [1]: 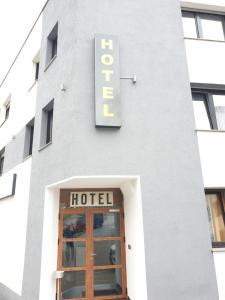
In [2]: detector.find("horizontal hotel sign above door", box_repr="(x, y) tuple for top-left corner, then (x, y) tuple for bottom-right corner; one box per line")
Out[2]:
(70, 191), (113, 208)
(95, 34), (121, 127)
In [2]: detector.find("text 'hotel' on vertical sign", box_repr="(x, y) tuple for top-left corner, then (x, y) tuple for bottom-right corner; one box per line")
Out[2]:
(95, 34), (121, 127)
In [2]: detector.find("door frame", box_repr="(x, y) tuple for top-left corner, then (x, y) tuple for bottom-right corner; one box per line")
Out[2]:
(57, 188), (128, 300)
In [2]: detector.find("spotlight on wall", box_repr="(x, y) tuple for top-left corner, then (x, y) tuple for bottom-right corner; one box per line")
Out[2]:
(60, 84), (66, 91)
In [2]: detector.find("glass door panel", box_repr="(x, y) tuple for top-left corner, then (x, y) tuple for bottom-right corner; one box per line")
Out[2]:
(62, 271), (86, 299)
(62, 241), (86, 268)
(94, 269), (122, 296)
(93, 212), (120, 237)
(63, 214), (86, 238)
(94, 240), (121, 266)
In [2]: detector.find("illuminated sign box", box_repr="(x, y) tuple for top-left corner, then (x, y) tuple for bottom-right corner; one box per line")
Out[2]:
(95, 34), (121, 127)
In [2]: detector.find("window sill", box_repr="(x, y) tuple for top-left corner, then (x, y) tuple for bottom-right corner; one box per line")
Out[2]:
(195, 129), (225, 133)
(38, 141), (52, 152)
(212, 248), (225, 253)
(184, 37), (225, 43)
(23, 154), (32, 162)
(44, 55), (57, 72)
(0, 119), (6, 128)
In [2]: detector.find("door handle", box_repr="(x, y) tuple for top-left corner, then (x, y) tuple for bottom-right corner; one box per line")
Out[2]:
(91, 253), (96, 256)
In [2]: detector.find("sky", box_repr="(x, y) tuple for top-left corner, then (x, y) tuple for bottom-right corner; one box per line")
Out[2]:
(0, 0), (46, 84)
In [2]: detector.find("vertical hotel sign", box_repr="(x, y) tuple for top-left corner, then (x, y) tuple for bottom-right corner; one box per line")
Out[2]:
(95, 34), (121, 127)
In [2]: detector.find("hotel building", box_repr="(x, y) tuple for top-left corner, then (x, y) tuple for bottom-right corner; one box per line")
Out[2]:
(0, 0), (225, 299)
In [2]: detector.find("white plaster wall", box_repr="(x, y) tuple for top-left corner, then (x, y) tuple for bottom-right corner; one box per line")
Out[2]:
(39, 188), (60, 300)
(0, 18), (42, 150)
(196, 131), (225, 188)
(196, 131), (225, 300)
(213, 252), (225, 300)
(182, 2), (225, 295)
(184, 40), (225, 85)
(0, 158), (32, 295)
(39, 176), (148, 300)
(121, 180), (148, 300)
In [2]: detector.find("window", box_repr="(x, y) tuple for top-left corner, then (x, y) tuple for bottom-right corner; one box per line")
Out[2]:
(5, 101), (10, 121)
(33, 51), (40, 81)
(40, 100), (54, 148)
(46, 22), (58, 66)
(205, 191), (225, 247)
(182, 12), (198, 38)
(24, 119), (34, 158)
(182, 11), (225, 41)
(46, 109), (53, 144)
(192, 90), (225, 130)
(0, 148), (5, 176)
(35, 62), (39, 80)
(0, 95), (11, 126)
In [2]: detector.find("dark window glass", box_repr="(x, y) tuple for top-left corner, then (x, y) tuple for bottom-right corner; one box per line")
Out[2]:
(0, 148), (5, 176)
(35, 62), (39, 80)
(24, 119), (34, 158)
(40, 100), (54, 148)
(28, 125), (34, 155)
(51, 37), (57, 59)
(46, 109), (53, 144)
(5, 103), (10, 120)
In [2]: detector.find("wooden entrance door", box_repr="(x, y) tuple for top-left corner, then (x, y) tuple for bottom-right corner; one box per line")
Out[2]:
(57, 190), (127, 300)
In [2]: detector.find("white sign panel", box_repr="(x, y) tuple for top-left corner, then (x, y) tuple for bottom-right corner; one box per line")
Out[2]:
(0, 173), (17, 200)
(70, 191), (114, 208)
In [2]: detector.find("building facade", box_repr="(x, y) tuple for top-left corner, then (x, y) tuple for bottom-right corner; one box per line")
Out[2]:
(0, 0), (225, 299)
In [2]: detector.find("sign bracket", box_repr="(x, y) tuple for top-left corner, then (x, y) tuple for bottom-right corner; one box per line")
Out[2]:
(120, 75), (137, 84)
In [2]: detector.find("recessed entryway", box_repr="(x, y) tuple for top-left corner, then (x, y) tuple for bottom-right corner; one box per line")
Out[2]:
(39, 176), (148, 300)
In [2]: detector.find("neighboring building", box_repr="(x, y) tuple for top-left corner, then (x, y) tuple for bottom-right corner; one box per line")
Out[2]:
(0, 0), (225, 300)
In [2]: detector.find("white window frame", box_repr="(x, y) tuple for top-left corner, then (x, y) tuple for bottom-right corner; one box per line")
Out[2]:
(182, 11), (225, 41)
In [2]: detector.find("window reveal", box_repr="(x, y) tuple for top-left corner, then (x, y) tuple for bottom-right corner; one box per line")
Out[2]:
(46, 22), (58, 67)
(40, 99), (54, 148)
